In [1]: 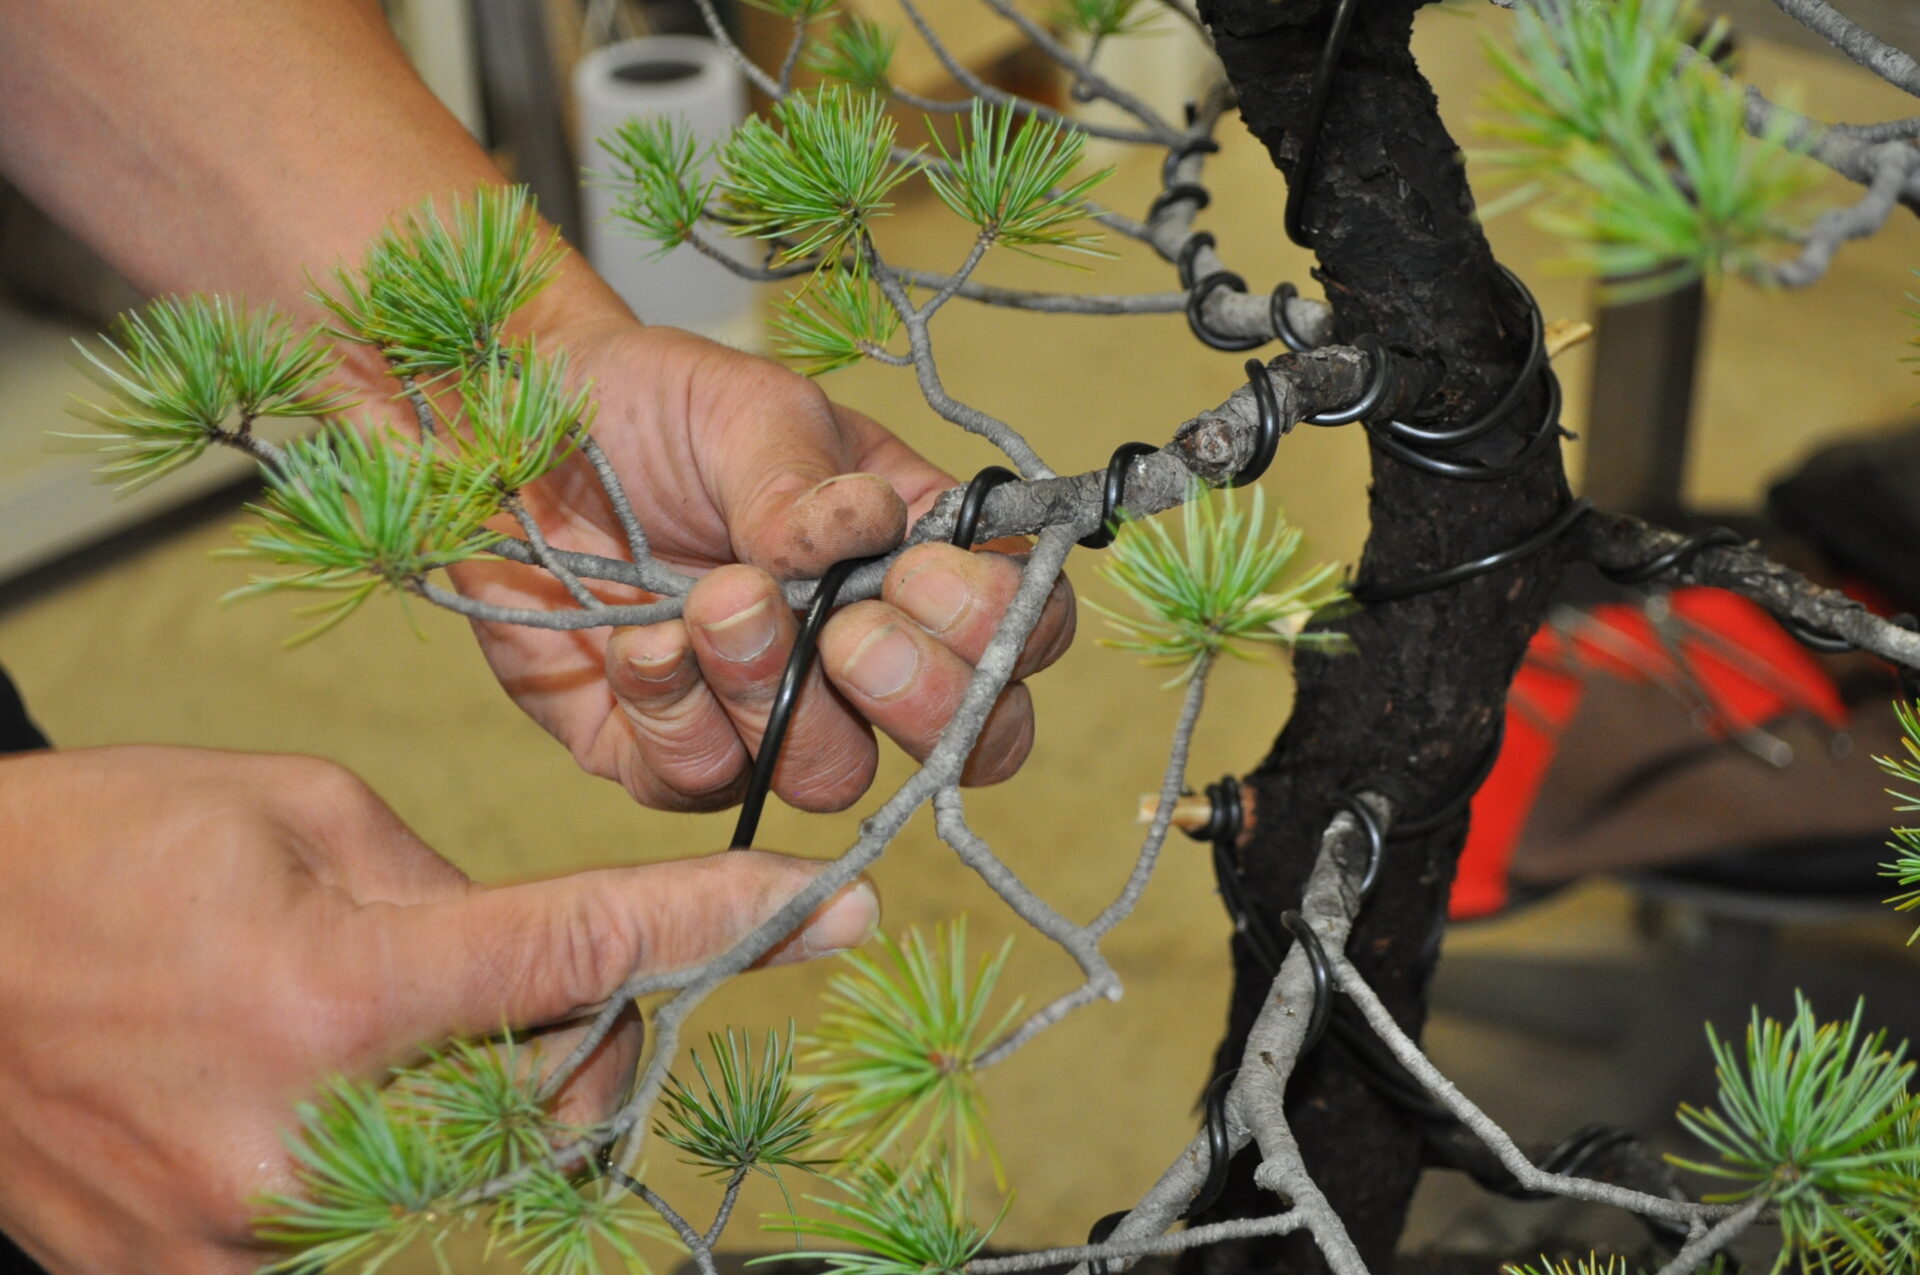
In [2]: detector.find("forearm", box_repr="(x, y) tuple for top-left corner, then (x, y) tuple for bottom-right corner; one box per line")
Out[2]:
(0, 0), (627, 338)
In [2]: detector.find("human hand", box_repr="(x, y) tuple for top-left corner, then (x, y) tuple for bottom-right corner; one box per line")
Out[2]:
(452, 319), (1077, 814)
(0, 746), (877, 1275)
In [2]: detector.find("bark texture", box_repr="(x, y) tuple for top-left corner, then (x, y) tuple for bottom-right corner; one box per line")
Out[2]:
(1182, 3), (1574, 1272)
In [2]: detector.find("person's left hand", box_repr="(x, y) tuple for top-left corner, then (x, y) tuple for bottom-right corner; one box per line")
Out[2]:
(448, 319), (1077, 815)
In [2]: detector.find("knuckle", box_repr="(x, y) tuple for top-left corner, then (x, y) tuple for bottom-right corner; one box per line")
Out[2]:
(778, 734), (877, 812)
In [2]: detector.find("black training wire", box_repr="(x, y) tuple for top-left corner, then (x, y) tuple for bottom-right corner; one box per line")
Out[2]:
(1235, 358), (1284, 488)
(729, 553), (884, 849)
(1775, 613), (1855, 654)
(1352, 498), (1594, 605)
(1305, 334), (1396, 426)
(1149, 183), (1212, 222)
(1270, 281), (1317, 353)
(1188, 1068), (1239, 1219)
(1284, 0), (1365, 248)
(1333, 792), (1388, 898)
(1278, 910), (1335, 1052)
(1390, 718), (1506, 840)
(1187, 270), (1268, 351)
(951, 465), (1018, 549)
(1366, 367), (1566, 483)
(1086, 1210), (1129, 1275)
(1598, 525), (1746, 585)
(1080, 442), (1162, 549)
(1163, 135), (1222, 187)
(1379, 267), (1547, 451)
(1177, 230), (1216, 290)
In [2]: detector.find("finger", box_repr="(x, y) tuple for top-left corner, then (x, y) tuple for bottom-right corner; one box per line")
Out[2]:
(882, 544), (1078, 681)
(833, 403), (955, 521)
(701, 366), (911, 576)
(361, 850), (880, 1044)
(537, 1004), (645, 1130)
(817, 600), (1037, 786)
(249, 753), (471, 905)
(601, 622), (751, 811)
(683, 565), (878, 812)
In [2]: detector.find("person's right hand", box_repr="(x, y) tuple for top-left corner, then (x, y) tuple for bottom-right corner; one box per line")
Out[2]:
(0, 745), (877, 1275)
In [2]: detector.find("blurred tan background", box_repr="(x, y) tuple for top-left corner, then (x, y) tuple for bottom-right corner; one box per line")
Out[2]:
(4, 1), (1920, 1267)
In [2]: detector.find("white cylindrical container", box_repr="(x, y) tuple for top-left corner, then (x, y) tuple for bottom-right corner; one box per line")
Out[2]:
(573, 36), (760, 349)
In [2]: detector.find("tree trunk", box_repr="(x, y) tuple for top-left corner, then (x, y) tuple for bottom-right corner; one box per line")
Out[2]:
(1182, 3), (1573, 1272)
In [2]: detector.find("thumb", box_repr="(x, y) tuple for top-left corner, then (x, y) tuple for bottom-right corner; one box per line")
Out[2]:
(360, 850), (879, 1044)
(732, 468), (910, 579)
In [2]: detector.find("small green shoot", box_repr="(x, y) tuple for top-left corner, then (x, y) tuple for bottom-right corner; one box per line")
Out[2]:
(1673, 995), (1920, 1274)
(797, 920), (1019, 1186)
(317, 186), (565, 375)
(67, 295), (353, 490)
(1051, 0), (1162, 39)
(1476, 0), (1818, 298)
(717, 87), (917, 266)
(657, 1026), (827, 1178)
(601, 117), (714, 258)
(771, 262), (902, 375)
(453, 344), (591, 491)
(759, 1157), (1003, 1275)
(1875, 699), (1920, 939)
(1091, 481), (1348, 686)
(807, 18), (898, 93)
(926, 102), (1112, 262)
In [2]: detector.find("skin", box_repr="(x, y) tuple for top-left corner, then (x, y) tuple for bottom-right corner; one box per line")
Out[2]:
(0, 0), (1075, 1266)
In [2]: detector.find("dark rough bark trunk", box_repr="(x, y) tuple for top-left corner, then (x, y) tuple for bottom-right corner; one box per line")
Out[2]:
(1181, 3), (1573, 1273)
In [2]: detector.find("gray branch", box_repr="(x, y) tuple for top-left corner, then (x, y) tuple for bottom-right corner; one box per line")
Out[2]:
(974, 0), (1182, 141)
(1770, 0), (1920, 97)
(507, 496), (605, 611)
(896, 0), (1171, 145)
(1769, 141), (1919, 285)
(396, 373), (439, 438)
(219, 425), (287, 471)
(966, 1212), (1306, 1274)
(615, 1174), (719, 1275)
(1579, 509), (1920, 670)
(486, 536), (695, 597)
(573, 428), (658, 569)
(1653, 1193), (1769, 1275)
(776, 18), (809, 95)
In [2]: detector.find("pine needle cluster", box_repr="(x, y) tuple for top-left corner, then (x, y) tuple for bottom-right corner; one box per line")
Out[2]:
(1672, 995), (1920, 1273)
(1477, 0), (1818, 298)
(255, 1035), (671, 1275)
(318, 187), (566, 375)
(600, 117), (715, 258)
(1050, 0), (1162, 40)
(717, 87), (917, 265)
(796, 920), (1020, 1186)
(1875, 699), (1920, 939)
(771, 262), (902, 374)
(69, 295), (354, 489)
(806, 18), (899, 93)
(762, 1157), (1003, 1275)
(73, 187), (598, 643)
(927, 102), (1113, 262)
(656, 1027), (827, 1179)
(1091, 481), (1349, 686)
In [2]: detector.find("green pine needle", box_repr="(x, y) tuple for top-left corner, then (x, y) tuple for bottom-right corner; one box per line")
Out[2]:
(1476, 0), (1819, 298)
(1049, 0), (1162, 39)
(223, 425), (502, 644)
(317, 186), (566, 375)
(796, 920), (1020, 1187)
(656, 1026), (828, 1178)
(67, 294), (353, 490)
(496, 1167), (668, 1275)
(452, 344), (592, 491)
(1090, 481), (1349, 686)
(1875, 699), (1920, 940)
(1503, 1258), (1640, 1275)
(771, 263), (902, 375)
(925, 102), (1113, 262)
(717, 87), (917, 266)
(758, 1157), (1003, 1275)
(254, 1076), (460, 1274)
(1672, 995), (1920, 1274)
(392, 1035), (560, 1183)
(600, 117), (714, 258)
(806, 18), (897, 93)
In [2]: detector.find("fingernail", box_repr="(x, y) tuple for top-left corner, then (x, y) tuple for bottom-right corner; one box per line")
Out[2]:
(627, 646), (683, 684)
(700, 597), (777, 663)
(843, 624), (920, 699)
(895, 564), (972, 635)
(793, 880), (880, 960)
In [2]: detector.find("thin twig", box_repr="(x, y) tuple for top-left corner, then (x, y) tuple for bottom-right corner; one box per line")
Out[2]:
(776, 18), (810, 95)
(505, 496), (606, 610)
(974, 0), (1182, 140)
(219, 425), (287, 470)
(1653, 1193), (1769, 1275)
(1091, 657), (1212, 937)
(690, 0), (780, 98)
(919, 232), (994, 320)
(397, 373), (439, 437)
(487, 535), (695, 597)
(571, 428), (655, 568)
(896, 0), (1170, 144)
(1769, 0), (1920, 97)
(612, 1172), (719, 1275)
(1770, 142), (1918, 285)
(704, 1166), (752, 1249)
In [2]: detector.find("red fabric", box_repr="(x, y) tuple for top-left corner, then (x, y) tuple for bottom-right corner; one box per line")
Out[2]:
(1448, 588), (1846, 920)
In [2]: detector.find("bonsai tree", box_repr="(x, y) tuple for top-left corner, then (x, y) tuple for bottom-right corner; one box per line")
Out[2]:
(64, 0), (1920, 1271)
